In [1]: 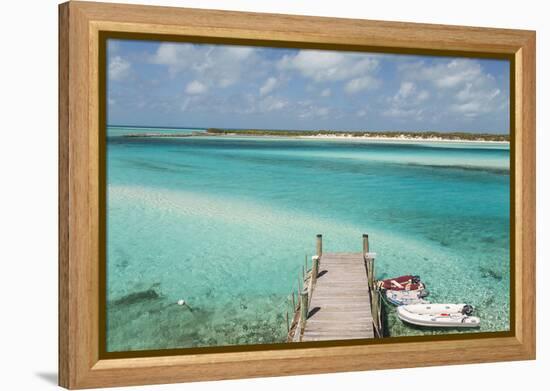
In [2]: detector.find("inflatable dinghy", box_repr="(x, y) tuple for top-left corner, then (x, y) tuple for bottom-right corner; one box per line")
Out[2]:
(377, 275), (425, 291)
(385, 289), (429, 306)
(397, 303), (480, 328)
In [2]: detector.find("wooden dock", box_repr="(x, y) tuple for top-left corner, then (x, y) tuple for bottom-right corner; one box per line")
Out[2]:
(288, 235), (383, 342)
(301, 252), (374, 341)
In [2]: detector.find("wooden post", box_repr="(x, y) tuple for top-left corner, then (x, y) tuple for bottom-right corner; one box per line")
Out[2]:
(364, 234), (373, 290)
(286, 311), (290, 332)
(363, 235), (380, 336)
(299, 290), (309, 328)
(291, 291), (296, 310)
(307, 255), (320, 305)
(379, 293), (384, 332)
(311, 255), (320, 286)
(363, 233), (369, 255)
(370, 253), (375, 289)
(371, 291), (380, 337)
(316, 234), (322, 257)
(366, 256), (374, 291)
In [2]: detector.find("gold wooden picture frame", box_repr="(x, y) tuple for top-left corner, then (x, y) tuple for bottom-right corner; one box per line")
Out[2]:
(59, 1), (536, 389)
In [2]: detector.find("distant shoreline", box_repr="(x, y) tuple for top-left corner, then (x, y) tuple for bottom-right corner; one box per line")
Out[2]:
(121, 128), (510, 143)
(204, 128), (509, 142)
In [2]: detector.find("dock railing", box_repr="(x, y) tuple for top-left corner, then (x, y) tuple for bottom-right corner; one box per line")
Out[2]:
(286, 234), (322, 342)
(363, 234), (384, 338)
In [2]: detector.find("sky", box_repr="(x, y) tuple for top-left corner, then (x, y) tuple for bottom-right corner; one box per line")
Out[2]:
(107, 39), (510, 133)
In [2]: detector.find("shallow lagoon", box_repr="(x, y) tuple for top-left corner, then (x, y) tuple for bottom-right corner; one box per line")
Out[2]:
(106, 128), (510, 351)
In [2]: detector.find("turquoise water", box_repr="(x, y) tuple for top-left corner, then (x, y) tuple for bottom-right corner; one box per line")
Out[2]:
(106, 128), (510, 352)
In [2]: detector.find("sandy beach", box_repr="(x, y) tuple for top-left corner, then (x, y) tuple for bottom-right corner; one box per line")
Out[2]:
(294, 134), (510, 144)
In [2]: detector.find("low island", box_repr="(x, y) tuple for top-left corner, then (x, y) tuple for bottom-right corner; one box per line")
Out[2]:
(122, 128), (510, 143)
(204, 128), (510, 142)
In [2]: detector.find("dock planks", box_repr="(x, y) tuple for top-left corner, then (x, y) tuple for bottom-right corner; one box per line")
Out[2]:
(300, 252), (374, 342)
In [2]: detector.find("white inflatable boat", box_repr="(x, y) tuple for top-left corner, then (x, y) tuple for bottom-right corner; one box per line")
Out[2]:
(397, 303), (480, 328)
(386, 289), (429, 306)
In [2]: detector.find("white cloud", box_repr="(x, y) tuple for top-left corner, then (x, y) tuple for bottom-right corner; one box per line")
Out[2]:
(451, 83), (501, 117)
(400, 59), (484, 89)
(259, 77), (278, 96)
(389, 82), (429, 104)
(295, 100), (332, 119)
(258, 95), (288, 112)
(383, 81), (429, 121)
(456, 83), (500, 102)
(345, 76), (379, 94)
(383, 107), (424, 120)
(153, 43), (192, 68)
(395, 58), (507, 120)
(320, 88), (331, 97)
(185, 80), (207, 95)
(394, 81), (415, 100)
(451, 102), (482, 116)
(435, 60), (483, 88)
(109, 56), (131, 81)
(152, 43), (257, 87)
(278, 50), (379, 83)
(417, 90), (430, 101)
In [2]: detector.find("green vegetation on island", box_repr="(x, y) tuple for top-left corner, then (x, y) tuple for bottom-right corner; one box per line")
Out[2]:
(206, 128), (509, 142)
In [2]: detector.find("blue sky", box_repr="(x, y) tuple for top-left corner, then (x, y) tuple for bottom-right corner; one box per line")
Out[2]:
(107, 39), (510, 133)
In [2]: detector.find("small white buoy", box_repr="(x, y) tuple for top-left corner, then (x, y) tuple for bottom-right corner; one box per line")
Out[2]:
(177, 299), (186, 306)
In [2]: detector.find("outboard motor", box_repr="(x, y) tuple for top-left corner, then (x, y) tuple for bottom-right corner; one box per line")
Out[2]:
(461, 304), (474, 315)
(419, 289), (430, 298)
(411, 275), (421, 284)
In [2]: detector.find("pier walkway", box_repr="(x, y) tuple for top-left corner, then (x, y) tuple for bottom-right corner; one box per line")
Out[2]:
(301, 252), (374, 341)
(289, 235), (382, 342)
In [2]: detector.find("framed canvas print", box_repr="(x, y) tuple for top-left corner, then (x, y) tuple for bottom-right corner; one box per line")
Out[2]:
(58, 1), (536, 389)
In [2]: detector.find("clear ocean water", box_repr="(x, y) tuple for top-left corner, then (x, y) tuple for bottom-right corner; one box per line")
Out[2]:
(106, 126), (510, 352)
